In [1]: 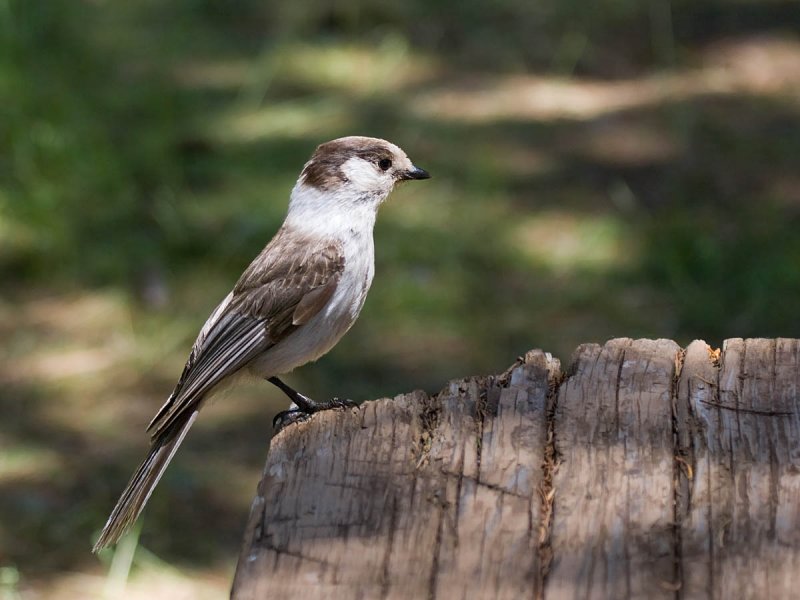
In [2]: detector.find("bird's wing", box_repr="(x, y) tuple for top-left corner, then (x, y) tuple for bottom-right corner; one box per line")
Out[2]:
(147, 229), (345, 439)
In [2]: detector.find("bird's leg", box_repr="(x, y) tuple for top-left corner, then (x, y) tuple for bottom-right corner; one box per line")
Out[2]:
(267, 376), (319, 413)
(268, 376), (356, 430)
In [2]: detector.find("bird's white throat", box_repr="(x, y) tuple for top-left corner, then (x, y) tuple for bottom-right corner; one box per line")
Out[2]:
(285, 180), (382, 241)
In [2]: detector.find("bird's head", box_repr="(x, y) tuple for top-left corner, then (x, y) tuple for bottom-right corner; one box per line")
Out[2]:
(297, 136), (429, 203)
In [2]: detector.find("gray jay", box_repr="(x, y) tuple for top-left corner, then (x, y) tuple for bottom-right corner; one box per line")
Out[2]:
(93, 136), (430, 552)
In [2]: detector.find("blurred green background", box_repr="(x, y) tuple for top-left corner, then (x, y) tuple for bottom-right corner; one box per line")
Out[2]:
(2, 0), (799, 597)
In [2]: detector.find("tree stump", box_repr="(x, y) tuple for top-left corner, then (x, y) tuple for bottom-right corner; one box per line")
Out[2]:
(231, 338), (800, 599)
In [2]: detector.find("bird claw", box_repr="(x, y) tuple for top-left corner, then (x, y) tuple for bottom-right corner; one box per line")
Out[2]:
(272, 409), (310, 432)
(271, 398), (357, 432)
(327, 397), (357, 410)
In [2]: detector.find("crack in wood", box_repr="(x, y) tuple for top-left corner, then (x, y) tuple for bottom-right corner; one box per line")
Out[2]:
(697, 398), (793, 416)
(475, 381), (489, 481)
(259, 541), (332, 567)
(671, 346), (687, 599)
(427, 495), (446, 600)
(614, 349), (626, 433)
(536, 363), (562, 600)
(380, 494), (398, 599)
(437, 469), (529, 499)
(416, 391), (441, 470)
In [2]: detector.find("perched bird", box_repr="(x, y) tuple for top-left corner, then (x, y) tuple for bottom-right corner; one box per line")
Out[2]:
(93, 136), (430, 552)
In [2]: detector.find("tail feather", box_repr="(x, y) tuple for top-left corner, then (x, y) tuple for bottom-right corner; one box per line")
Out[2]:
(92, 411), (199, 553)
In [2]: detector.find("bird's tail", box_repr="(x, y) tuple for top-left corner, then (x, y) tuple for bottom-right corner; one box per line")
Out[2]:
(92, 410), (199, 553)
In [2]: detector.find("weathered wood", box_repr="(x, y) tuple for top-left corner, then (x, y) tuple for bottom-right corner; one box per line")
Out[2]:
(231, 339), (800, 599)
(232, 350), (560, 600)
(677, 338), (800, 599)
(548, 338), (681, 598)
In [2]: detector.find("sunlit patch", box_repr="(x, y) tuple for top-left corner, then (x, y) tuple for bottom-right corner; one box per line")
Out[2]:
(275, 39), (438, 94)
(198, 40), (438, 143)
(0, 290), (193, 439)
(701, 34), (800, 93)
(35, 566), (228, 600)
(2, 293), (127, 339)
(13, 347), (126, 382)
(211, 99), (353, 143)
(411, 74), (704, 123)
(176, 39), (437, 97)
(411, 36), (800, 124)
(512, 211), (634, 272)
(0, 293), (134, 384)
(0, 446), (62, 481)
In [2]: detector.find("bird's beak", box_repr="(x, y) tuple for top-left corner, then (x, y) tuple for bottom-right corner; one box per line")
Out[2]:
(399, 165), (431, 181)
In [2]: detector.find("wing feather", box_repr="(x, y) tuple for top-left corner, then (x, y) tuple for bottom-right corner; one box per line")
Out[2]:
(292, 278), (338, 325)
(146, 228), (345, 439)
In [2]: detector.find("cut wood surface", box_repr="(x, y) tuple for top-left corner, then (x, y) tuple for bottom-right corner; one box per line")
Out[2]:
(231, 338), (800, 600)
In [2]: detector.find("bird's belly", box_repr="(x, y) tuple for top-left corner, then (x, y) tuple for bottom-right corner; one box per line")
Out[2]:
(246, 268), (371, 378)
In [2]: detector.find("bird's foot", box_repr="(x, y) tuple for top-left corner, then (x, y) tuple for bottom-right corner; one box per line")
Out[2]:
(271, 397), (358, 432)
(286, 393), (357, 414)
(267, 377), (357, 432)
(272, 409), (311, 432)
(313, 397), (358, 411)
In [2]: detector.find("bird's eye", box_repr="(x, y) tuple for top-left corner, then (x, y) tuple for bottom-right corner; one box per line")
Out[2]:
(378, 158), (392, 171)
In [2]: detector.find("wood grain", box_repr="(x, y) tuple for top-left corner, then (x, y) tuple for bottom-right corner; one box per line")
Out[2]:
(232, 350), (560, 600)
(232, 339), (800, 599)
(677, 338), (800, 599)
(547, 338), (681, 599)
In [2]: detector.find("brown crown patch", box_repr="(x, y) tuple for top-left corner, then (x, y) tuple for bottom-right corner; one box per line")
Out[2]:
(301, 137), (395, 190)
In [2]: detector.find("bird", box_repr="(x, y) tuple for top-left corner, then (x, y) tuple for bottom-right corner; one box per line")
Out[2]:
(93, 136), (430, 552)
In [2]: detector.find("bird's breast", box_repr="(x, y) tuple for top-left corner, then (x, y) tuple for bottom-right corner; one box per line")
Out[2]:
(247, 230), (375, 378)
(321, 230), (375, 331)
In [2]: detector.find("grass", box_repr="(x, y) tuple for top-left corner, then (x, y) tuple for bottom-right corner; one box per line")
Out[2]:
(2, 0), (800, 597)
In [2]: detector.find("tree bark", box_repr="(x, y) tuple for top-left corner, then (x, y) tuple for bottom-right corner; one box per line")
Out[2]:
(231, 338), (800, 600)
